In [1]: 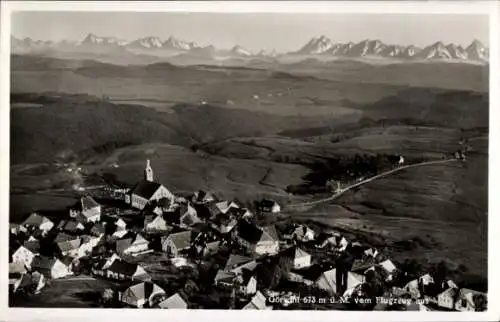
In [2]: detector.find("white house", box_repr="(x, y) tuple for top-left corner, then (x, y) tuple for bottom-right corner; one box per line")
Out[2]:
(455, 288), (486, 312)
(31, 256), (72, 279)
(315, 269), (364, 295)
(12, 245), (37, 270)
(70, 196), (101, 223)
(127, 160), (175, 210)
(235, 222), (279, 256)
(258, 199), (281, 213)
(158, 293), (188, 309)
(116, 234), (150, 256)
(22, 213), (54, 232)
(144, 214), (169, 232)
(121, 281), (166, 308)
(437, 287), (459, 310)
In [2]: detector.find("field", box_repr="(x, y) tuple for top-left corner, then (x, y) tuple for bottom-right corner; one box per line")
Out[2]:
(9, 54), (489, 284)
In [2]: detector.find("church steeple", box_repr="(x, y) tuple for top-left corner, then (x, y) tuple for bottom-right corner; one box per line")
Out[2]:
(144, 159), (154, 182)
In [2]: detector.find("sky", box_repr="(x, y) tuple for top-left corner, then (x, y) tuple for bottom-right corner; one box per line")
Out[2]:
(11, 12), (489, 52)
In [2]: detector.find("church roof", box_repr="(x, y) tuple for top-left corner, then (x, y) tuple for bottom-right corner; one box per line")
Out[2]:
(131, 180), (163, 199)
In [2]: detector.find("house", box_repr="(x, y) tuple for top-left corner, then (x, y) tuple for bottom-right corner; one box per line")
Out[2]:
(120, 281), (166, 308)
(455, 288), (487, 312)
(11, 272), (46, 294)
(57, 220), (85, 234)
(378, 259), (397, 281)
(129, 181), (175, 211)
(144, 214), (170, 232)
(11, 245), (37, 269)
(315, 269), (364, 295)
(112, 229), (131, 239)
(178, 203), (202, 228)
(78, 235), (102, 258)
(142, 202), (164, 216)
(287, 263), (329, 285)
(290, 225), (315, 242)
(89, 222), (106, 237)
(226, 207), (253, 219)
(224, 254), (258, 274)
(192, 190), (217, 204)
(22, 213), (54, 232)
(235, 221), (279, 256)
(363, 248), (379, 259)
(106, 259), (150, 282)
(281, 247), (312, 269)
(437, 287), (459, 310)
(257, 199), (281, 214)
(116, 233), (150, 256)
(23, 240), (41, 255)
(339, 237), (349, 251)
(214, 270), (238, 288)
(161, 230), (193, 257)
(315, 233), (339, 248)
(242, 291), (269, 310)
(70, 196), (101, 223)
(114, 218), (127, 231)
(238, 270), (258, 296)
(215, 200), (240, 214)
(31, 256), (72, 279)
(10, 223), (28, 235)
(158, 292), (188, 309)
(196, 240), (221, 257)
(212, 211), (238, 234)
(9, 263), (27, 287)
(91, 253), (121, 277)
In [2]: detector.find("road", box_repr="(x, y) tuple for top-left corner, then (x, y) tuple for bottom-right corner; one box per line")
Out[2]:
(286, 158), (459, 209)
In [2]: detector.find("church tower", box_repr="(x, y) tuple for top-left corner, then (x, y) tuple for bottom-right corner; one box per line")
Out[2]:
(144, 159), (154, 182)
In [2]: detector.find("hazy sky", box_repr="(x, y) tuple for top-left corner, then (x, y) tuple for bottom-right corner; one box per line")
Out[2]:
(12, 12), (489, 52)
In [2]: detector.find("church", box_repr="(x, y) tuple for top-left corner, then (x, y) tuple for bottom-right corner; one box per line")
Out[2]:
(125, 160), (175, 211)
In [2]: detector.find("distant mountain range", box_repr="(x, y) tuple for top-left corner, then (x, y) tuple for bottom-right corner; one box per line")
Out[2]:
(11, 33), (489, 64)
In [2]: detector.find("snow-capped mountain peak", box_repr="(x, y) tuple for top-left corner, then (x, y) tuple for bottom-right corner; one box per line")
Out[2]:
(297, 35), (334, 54)
(231, 45), (252, 56)
(128, 36), (163, 48)
(163, 36), (193, 51)
(80, 33), (128, 46)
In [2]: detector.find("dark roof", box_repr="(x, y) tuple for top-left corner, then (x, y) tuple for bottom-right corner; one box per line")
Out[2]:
(131, 180), (163, 199)
(164, 230), (192, 250)
(291, 263), (328, 281)
(60, 220), (83, 233)
(90, 223), (106, 236)
(81, 196), (100, 210)
(23, 240), (41, 253)
(260, 199), (278, 208)
(22, 213), (51, 226)
(31, 256), (57, 270)
(60, 255), (75, 266)
(116, 238), (133, 254)
(236, 220), (263, 244)
(193, 204), (212, 220)
(107, 259), (139, 276)
(55, 232), (77, 243)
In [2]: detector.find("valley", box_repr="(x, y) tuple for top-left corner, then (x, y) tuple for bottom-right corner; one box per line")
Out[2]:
(10, 50), (488, 286)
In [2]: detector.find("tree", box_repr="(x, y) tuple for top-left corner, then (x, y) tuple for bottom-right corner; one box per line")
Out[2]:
(473, 293), (487, 312)
(100, 288), (115, 306)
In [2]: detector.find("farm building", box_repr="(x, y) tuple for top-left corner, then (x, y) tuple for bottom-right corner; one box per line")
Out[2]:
(120, 281), (166, 308)
(30, 256), (72, 279)
(70, 196), (101, 223)
(158, 292), (188, 309)
(21, 213), (54, 233)
(11, 245), (37, 270)
(161, 230), (193, 257)
(234, 221), (279, 256)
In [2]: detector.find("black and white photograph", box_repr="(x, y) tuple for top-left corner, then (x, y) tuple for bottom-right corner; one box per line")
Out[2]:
(1, 1), (498, 320)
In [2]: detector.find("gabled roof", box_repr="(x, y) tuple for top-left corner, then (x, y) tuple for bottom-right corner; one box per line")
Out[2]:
(22, 213), (52, 227)
(261, 225), (279, 242)
(55, 232), (77, 243)
(215, 200), (239, 214)
(22, 241), (40, 253)
(58, 220), (84, 233)
(244, 291), (267, 309)
(9, 262), (27, 275)
(439, 287), (459, 299)
(224, 254), (255, 271)
(214, 269), (237, 284)
(107, 259), (140, 276)
(165, 230), (192, 250)
(158, 293), (188, 309)
(80, 196), (100, 211)
(31, 256), (58, 270)
(193, 190), (217, 203)
(131, 180), (164, 199)
(90, 222), (106, 236)
(236, 220), (263, 244)
(379, 259), (397, 273)
(57, 238), (81, 252)
(123, 281), (165, 302)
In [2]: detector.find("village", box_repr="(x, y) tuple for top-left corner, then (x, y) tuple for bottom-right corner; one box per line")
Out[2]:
(9, 159), (486, 311)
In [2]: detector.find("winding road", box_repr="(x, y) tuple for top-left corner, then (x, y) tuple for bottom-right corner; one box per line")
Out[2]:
(286, 158), (459, 209)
